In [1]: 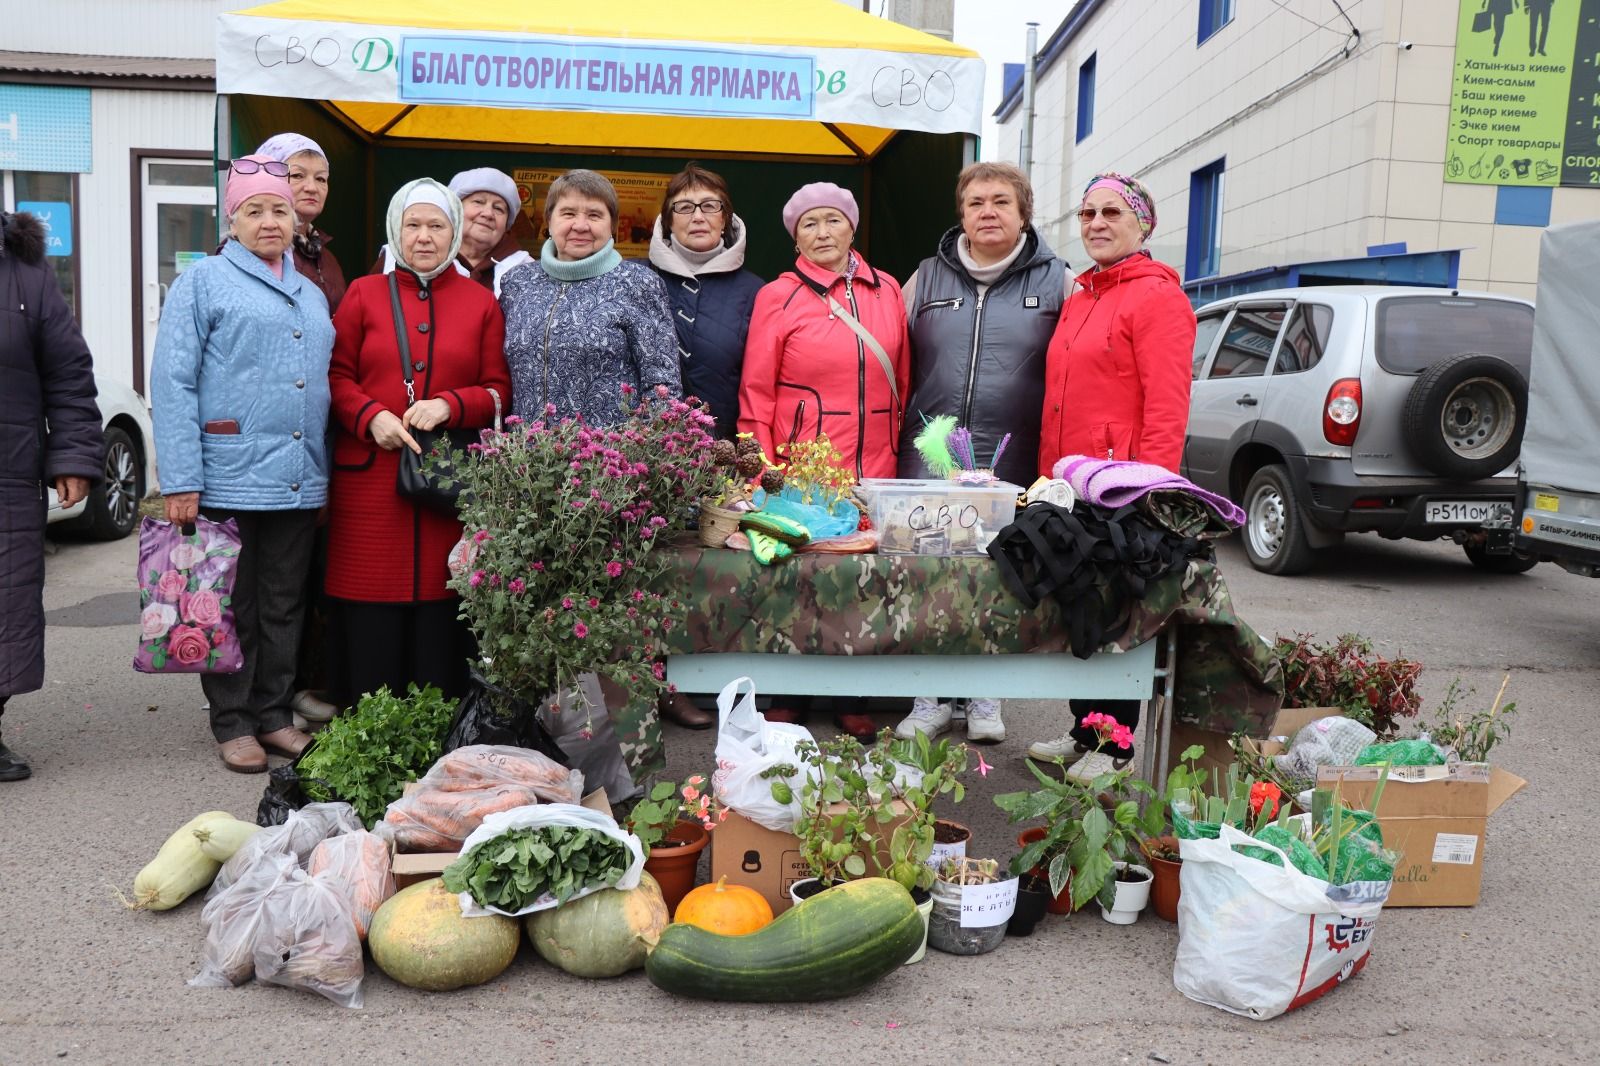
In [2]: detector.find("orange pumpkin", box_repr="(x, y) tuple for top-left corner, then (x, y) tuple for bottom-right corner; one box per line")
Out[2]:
(672, 876), (774, 936)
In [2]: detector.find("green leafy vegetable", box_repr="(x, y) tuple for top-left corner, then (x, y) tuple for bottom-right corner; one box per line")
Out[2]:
(296, 684), (457, 826)
(442, 824), (632, 911)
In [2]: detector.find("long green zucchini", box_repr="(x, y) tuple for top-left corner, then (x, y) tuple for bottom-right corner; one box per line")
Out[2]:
(645, 877), (923, 1002)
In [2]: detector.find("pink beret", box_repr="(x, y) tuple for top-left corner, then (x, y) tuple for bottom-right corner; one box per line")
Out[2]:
(781, 182), (859, 236)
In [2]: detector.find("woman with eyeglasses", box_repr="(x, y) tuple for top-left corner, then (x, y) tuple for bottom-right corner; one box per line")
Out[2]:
(500, 168), (679, 425)
(324, 179), (510, 708)
(1028, 171), (1196, 781)
(150, 155), (335, 773)
(647, 163), (763, 442)
(254, 134), (346, 315)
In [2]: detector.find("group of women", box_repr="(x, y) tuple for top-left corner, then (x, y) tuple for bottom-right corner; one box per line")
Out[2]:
(150, 132), (1194, 782)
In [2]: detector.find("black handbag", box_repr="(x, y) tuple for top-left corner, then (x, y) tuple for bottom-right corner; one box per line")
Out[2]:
(388, 272), (497, 512)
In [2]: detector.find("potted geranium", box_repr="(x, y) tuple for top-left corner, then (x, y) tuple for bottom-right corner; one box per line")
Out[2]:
(625, 774), (726, 914)
(448, 388), (723, 784)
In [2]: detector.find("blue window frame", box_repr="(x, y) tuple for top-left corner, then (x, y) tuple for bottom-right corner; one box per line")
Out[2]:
(1076, 54), (1096, 143)
(1198, 0), (1234, 45)
(1186, 158), (1226, 280)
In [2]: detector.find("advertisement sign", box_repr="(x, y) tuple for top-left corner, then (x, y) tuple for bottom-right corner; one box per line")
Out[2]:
(215, 15), (985, 136)
(1445, 0), (1600, 187)
(16, 201), (72, 256)
(0, 86), (92, 173)
(512, 168), (672, 259)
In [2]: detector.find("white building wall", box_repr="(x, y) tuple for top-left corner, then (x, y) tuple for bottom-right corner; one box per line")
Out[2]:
(999, 0), (1600, 297)
(7, 0), (240, 57)
(78, 88), (217, 393)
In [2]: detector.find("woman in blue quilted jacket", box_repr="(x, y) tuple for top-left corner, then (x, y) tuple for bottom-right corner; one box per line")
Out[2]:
(150, 156), (335, 774)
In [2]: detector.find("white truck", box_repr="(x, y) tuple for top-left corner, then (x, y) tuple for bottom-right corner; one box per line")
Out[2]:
(1515, 220), (1600, 577)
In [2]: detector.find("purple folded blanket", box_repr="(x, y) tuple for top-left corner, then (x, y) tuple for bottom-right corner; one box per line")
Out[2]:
(1052, 455), (1247, 527)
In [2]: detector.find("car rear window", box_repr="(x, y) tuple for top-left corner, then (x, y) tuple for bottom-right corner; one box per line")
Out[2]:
(1375, 296), (1534, 375)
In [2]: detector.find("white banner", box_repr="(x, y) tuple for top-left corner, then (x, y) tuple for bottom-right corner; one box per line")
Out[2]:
(216, 15), (984, 136)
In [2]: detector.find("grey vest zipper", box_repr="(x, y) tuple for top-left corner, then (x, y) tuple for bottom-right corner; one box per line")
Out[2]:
(961, 291), (987, 427)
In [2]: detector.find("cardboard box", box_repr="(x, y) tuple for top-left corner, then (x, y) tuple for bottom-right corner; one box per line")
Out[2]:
(711, 801), (913, 915)
(1315, 763), (1526, 907)
(390, 787), (611, 889)
(1170, 706), (1343, 780)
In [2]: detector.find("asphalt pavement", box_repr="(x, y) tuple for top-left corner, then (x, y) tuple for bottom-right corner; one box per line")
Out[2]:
(1, 530), (1596, 1065)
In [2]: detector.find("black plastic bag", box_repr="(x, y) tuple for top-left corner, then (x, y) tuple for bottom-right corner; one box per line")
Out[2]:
(443, 668), (570, 766)
(256, 763), (310, 827)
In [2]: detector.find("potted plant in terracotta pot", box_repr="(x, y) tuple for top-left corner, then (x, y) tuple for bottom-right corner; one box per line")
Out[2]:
(627, 773), (724, 915)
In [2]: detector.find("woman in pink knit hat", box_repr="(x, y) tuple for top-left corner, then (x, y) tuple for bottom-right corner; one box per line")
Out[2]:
(738, 181), (910, 741)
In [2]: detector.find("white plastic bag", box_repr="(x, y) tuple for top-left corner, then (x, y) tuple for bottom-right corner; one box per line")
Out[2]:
(1174, 824), (1389, 1020)
(1271, 716), (1376, 790)
(251, 869), (366, 1009)
(452, 802), (645, 919)
(539, 673), (639, 803)
(709, 677), (813, 833)
(190, 853), (298, 989)
(208, 802), (361, 900)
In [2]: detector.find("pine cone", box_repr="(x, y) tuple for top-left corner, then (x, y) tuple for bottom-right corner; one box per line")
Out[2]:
(711, 439), (737, 467)
(735, 436), (762, 459)
(760, 468), (786, 494)
(735, 454), (764, 478)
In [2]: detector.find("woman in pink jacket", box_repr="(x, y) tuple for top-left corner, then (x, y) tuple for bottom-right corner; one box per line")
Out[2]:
(739, 182), (909, 481)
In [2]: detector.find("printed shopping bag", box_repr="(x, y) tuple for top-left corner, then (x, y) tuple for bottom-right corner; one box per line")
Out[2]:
(133, 515), (244, 674)
(1173, 824), (1390, 1020)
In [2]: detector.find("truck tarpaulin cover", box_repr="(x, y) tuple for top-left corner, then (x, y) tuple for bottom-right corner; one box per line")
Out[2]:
(1522, 220), (1600, 494)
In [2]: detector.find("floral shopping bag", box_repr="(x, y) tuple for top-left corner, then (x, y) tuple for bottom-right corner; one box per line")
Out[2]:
(133, 515), (244, 674)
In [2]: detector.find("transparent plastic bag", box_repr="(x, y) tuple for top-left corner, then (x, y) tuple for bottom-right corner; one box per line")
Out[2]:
(252, 872), (366, 1009)
(306, 830), (395, 939)
(1355, 739), (1446, 767)
(539, 674), (639, 804)
(374, 745), (584, 852)
(1270, 717), (1377, 790)
(209, 802), (361, 899)
(190, 853), (298, 989)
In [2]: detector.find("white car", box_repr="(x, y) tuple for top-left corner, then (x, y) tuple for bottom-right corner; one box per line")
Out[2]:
(47, 375), (158, 540)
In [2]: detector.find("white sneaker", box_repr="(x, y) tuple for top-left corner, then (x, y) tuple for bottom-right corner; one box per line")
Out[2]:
(291, 689), (340, 724)
(894, 697), (953, 739)
(1026, 733), (1088, 761)
(1064, 750), (1130, 784)
(964, 698), (1006, 743)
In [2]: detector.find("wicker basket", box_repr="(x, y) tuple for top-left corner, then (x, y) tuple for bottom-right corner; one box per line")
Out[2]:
(698, 499), (744, 548)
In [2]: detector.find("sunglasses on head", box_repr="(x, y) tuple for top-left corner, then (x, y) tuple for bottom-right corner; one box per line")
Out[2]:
(1078, 205), (1127, 223)
(228, 158), (290, 177)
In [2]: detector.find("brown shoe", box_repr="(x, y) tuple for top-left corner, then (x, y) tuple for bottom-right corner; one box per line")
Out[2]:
(660, 692), (714, 730)
(258, 726), (313, 759)
(219, 736), (268, 774)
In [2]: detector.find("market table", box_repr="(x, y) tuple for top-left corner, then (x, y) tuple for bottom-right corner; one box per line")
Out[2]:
(656, 545), (1283, 784)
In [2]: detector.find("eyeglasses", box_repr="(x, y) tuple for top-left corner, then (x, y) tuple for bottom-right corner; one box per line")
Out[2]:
(1078, 205), (1127, 223)
(229, 158), (290, 177)
(670, 199), (726, 216)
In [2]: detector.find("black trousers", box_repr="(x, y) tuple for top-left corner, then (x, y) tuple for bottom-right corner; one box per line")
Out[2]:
(1069, 698), (1140, 757)
(329, 598), (472, 708)
(199, 507), (318, 743)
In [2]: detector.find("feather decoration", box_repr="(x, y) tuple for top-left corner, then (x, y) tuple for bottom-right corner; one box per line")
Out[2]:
(912, 413), (959, 478)
(990, 433), (1012, 471)
(949, 427), (978, 472)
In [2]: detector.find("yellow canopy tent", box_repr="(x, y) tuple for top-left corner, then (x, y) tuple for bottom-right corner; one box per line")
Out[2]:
(215, 0), (985, 277)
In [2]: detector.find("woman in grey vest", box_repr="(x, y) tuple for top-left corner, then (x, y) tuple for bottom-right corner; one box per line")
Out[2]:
(892, 161), (1066, 746)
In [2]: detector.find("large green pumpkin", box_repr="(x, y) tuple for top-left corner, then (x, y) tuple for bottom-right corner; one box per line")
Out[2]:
(526, 871), (669, 978)
(368, 878), (520, 991)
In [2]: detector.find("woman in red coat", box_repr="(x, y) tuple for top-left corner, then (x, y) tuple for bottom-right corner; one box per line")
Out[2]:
(1030, 171), (1196, 778)
(327, 178), (510, 704)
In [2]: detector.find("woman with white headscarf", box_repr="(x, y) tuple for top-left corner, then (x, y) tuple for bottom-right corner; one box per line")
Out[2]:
(325, 178), (510, 703)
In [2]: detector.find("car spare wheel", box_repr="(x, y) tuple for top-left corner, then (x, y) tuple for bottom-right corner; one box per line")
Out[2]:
(1400, 352), (1526, 480)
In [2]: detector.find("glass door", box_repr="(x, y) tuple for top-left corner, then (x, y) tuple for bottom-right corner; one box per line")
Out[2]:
(140, 159), (216, 395)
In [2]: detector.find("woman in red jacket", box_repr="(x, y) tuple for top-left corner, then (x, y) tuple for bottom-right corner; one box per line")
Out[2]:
(739, 182), (909, 480)
(1030, 172), (1196, 777)
(326, 178), (510, 705)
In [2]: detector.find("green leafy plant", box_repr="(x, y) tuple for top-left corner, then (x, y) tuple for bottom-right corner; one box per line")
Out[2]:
(1425, 674), (1517, 763)
(994, 718), (1166, 912)
(875, 731), (969, 891)
(296, 684), (456, 826)
(449, 389), (723, 737)
(442, 823), (633, 911)
(621, 774), (724, 851)
(1273, 631), (1423, 737)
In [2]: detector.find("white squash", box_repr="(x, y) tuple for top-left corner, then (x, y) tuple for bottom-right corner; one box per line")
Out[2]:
(193, 817), (261, 863)
(130, 811), (234, 911)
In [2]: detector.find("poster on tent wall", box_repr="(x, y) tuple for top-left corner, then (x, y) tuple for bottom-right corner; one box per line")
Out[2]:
(1443, 0), (1600, 188)
(513, 168), (671, 258)
(215, 16), (985, 136)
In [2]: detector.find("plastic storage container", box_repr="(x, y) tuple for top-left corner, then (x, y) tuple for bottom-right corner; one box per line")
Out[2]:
(857, 478), (1022, 556)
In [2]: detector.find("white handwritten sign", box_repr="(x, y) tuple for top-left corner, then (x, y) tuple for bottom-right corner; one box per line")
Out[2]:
(959, 878), (1018, 928)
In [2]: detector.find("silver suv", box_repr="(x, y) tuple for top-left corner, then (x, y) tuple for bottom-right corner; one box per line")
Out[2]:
(1183, 287), (1535, 575)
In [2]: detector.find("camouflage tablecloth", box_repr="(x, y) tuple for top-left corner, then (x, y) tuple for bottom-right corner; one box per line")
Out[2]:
(657, 544), (1283, 734)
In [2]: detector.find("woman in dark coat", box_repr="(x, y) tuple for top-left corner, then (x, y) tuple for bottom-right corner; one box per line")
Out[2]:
(326, 178), (510, 705)
(0, 211), (103, 782)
